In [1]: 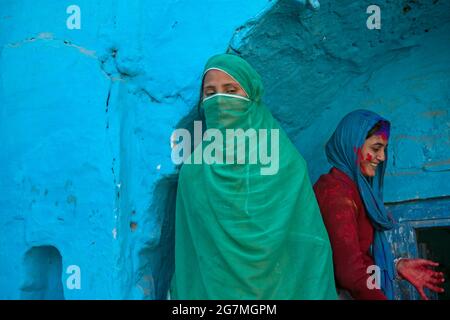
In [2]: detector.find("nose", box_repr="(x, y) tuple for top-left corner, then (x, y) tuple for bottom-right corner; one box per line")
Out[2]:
(377, 149), (386, 162)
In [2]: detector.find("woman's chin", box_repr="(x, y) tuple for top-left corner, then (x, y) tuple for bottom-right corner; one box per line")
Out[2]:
(361, 167), (376, 177)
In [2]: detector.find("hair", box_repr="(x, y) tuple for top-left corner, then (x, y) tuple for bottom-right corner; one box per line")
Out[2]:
(366, 120), (390, 139)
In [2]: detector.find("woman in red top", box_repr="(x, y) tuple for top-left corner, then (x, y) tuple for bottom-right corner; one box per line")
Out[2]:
(314, 110), (445, 300)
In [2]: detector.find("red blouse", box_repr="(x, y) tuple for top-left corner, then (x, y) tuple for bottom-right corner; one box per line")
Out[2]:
(313, 167), (387, 300)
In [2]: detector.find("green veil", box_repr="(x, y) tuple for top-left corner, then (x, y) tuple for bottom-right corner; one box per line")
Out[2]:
(171, 54), (337, 299)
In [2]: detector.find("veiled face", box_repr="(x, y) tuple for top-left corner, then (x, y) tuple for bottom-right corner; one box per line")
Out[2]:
(202, 69), (247, 99)
(359, 134), (388, 177)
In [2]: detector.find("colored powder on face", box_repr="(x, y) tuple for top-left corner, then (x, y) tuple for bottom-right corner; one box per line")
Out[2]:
(353, 146), (363, 164)
(374, 120), (390, 141)
(353, 147), (373, 175)
(353, 146), (369, 175)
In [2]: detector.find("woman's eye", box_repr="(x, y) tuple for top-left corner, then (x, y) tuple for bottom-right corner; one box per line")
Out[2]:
(227, 89), (236, 93)
(205, 91), (215, 96)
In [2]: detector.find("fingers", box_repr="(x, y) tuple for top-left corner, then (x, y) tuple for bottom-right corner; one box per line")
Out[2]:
(429, 276), (445, 286)
(415, 259), (439, 268)
(422, 270), (445, 286)
(431, 271), (445, 281)
(427, 270), (445, 285)
(425, 283), (445, 294)
(426, 269), (444, 278)
(418, 287), (429, 300)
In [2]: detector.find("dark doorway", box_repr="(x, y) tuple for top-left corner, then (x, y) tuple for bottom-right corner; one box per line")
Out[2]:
(20, 245), (65, 300)
(416, 227), (450, 300)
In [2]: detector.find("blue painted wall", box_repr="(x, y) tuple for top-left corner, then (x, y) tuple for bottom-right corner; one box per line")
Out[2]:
(237, 0), (450, 203)
(0, 0), (449, 299)
(236, 0), (450, 299)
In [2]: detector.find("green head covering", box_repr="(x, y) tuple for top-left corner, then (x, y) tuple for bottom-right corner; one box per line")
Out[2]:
(202, 54), (264, 102)
(171, 54), (337, 299)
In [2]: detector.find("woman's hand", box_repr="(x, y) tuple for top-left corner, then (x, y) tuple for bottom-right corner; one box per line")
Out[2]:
(396, 258), (445, 300)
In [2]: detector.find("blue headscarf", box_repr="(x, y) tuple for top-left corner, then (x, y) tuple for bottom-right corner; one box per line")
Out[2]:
(325, 109), (395, 299)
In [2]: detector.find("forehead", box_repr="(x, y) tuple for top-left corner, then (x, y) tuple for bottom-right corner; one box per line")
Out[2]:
(366, 134), (388, 145)
(203, 69), (239, 85)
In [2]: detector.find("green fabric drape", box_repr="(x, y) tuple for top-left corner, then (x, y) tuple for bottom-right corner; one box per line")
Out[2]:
(171, 54), (337, 299)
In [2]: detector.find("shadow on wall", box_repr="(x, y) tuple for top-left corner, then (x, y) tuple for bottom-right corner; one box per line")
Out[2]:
(20, 245), (65, 300)
(136, 175), (178, 299)
(141, 89), (204, 299)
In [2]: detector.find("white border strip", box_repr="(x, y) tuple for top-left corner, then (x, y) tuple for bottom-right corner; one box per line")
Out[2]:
(202, 93), (250, 103)
(202, 67), (249, 98)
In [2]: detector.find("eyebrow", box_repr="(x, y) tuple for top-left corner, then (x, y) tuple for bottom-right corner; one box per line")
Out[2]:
(222, 83), (239, 87)
(223, 83), (247, 96)
(203, 82), (248, 97)
(372, 143), (387, 147)
(204, 83), (238, 89)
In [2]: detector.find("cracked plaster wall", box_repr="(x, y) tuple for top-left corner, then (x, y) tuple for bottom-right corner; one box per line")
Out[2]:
(0, 0), (278, 299)
(0, 0), (449, 299)
(236, 0), (450, 202)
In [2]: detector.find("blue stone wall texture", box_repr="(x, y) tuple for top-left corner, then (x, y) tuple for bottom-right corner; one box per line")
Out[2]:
(235, 0), (450, 299)
(0, 0), (449, 299)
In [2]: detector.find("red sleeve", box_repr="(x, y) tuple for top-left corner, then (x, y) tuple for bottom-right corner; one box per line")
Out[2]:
(314, 184), (387, 300)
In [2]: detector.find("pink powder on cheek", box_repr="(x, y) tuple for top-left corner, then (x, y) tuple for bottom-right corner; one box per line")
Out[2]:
(366, 153), (373, 161)
(354, 147), (369, 175)
(360, 161), (372, 176)
(353, 147), (364, 164)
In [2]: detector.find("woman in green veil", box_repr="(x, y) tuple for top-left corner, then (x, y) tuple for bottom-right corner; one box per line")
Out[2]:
(171, 54), (336, 299)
